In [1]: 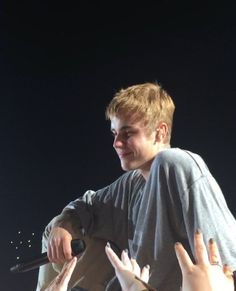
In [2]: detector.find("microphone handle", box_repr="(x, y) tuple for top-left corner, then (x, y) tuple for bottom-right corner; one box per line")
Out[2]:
(10, 239), (86, 273)
(10, 255), (49, 273)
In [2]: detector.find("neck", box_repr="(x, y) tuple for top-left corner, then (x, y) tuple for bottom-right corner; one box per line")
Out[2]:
(141, 145), (171, 180)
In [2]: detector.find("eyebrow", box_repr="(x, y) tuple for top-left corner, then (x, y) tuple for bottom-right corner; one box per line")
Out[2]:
(110, 125), (134, 132)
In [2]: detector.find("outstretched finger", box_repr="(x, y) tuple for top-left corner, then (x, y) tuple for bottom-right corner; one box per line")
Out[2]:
(174, 242), (194, 272)
(105, 243), (124, 271)
(121, 250), (133, 270)
(59, 257), (78, 286)
(45, 257), (77, 290)
(223, 264), (234, 279)
(194, 230), (209, 265)
(130, 258), (141, 277)
(208, 238), (222, 266)
(140, 265), (150, 283)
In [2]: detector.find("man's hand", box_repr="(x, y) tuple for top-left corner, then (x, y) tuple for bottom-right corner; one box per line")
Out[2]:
(48, 227), (73, 264)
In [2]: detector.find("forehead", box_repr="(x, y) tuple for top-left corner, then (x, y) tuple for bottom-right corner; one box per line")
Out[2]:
(110, 114), (144, 131)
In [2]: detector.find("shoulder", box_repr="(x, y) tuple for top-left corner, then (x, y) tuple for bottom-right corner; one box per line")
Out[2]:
(152, 148), (208, 174)
(154, 147), (201, 163)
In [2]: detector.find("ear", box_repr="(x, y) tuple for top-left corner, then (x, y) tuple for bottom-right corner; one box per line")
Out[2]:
(155, 122), (169, 142)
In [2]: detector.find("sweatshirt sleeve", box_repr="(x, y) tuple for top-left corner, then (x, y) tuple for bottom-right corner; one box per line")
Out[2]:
(52, 170), (143, 249)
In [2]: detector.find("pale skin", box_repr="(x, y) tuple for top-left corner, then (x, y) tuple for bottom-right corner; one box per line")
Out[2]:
(105, 243), (152, 291)
(111, 114), (169, 180)
(47, 114), (169, 263)
(44, 257), (77, 291)
(104, 230), (234, 291)
(45, 248), (149, 291)
(175, 230), (234, 291)
(44, 231), (234, 291)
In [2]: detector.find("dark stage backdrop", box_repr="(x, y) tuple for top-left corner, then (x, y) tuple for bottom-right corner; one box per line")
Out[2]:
(1, 1), (236, 290)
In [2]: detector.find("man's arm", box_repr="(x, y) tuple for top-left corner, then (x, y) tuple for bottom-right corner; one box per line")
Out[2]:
(46, 170), (142, 264)
(46, 192), (95, 263)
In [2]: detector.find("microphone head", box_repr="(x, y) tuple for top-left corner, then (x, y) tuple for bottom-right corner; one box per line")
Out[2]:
(71, 239), (86, 256)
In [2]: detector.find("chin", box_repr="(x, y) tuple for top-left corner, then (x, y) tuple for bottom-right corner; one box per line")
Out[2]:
(121, 162), (136, 172)
(121, 165), (130, 171)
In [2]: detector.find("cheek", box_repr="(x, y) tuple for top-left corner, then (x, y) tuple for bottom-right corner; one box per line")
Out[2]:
(126, 138), (138, 149)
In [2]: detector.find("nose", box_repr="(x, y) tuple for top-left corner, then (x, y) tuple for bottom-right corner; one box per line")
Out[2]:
(113, 134), (124, 149)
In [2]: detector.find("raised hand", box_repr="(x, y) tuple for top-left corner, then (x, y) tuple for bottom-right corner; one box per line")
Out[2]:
(174, 230), (234, 291)
(45, 257), (77, 291)
(105, 242), (152, 291)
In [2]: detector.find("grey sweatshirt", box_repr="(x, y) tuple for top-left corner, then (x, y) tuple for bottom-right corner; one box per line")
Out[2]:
(62, 148), (236, 291)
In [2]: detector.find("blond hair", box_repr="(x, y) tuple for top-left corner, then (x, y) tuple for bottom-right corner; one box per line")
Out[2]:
(105, 82), (175, 139)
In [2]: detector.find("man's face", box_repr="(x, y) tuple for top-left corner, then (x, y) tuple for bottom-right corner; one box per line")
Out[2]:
(110, 114), (158, 177)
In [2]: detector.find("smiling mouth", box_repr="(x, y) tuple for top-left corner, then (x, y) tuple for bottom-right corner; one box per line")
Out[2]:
(118, 152), (132, 159)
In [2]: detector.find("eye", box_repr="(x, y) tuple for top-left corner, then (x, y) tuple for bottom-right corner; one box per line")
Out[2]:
(111, 131), (116, 138)
(124, 131), (134, 138)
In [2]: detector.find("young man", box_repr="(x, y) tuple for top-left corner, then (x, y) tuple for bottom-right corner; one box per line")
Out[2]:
(36, 82), (236, 291)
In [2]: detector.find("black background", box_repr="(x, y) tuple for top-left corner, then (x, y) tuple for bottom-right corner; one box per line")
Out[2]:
(1, 1), (236, 290)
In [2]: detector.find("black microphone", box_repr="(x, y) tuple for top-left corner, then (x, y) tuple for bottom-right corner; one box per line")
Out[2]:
(10, 239), (86, 273)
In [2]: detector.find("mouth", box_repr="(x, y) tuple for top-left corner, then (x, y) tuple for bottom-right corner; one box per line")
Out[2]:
(117, 152), (132, 159)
